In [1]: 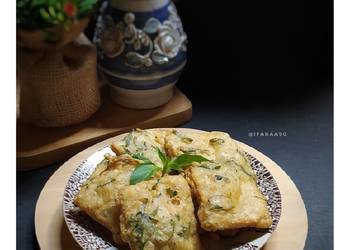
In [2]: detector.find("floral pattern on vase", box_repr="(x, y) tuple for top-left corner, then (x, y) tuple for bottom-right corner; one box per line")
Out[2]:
(93, 0), (187, 109)
(96, 3), (186, 68)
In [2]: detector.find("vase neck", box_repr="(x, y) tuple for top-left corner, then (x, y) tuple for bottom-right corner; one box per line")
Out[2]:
(109, 0), (170, 12)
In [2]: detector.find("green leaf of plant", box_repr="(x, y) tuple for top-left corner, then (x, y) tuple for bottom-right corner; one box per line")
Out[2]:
(77, 0), (97, 16)
(30, 0), (47, 7)
(80, 0), (96, 5)
(130, 163), (159, 185)
(167, 154), (209, 173)
(54, 1), (62, 10)
(57, 12), (64, 22)
(39, 8), (51, 20)
(48, 6), (56, 17)
(79, 0), (97, 8)
(78, 5), (90, 14)
(48, 0), (56, 6)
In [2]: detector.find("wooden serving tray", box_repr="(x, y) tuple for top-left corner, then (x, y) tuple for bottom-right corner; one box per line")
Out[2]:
(35, 129), (308, 250)
(17, 88), (192, 170)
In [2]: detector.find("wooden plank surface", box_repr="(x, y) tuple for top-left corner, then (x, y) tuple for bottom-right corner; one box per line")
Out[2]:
(34, 128), (308, 250)
(17, 88), (192, 170)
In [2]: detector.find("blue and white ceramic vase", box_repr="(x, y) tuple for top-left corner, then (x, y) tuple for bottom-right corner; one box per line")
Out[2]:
(94, 0), (187, 109)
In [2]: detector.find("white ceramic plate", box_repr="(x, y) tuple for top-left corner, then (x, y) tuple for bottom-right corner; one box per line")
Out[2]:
(63, 146), (282, 250)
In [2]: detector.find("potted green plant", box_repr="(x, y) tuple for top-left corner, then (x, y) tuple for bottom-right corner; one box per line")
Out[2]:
(17, 0), (97, 49)
(17, 0), (101, 127)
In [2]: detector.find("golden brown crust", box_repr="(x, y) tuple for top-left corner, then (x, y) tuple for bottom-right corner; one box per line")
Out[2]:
(111, 143), (125, 156)
(74, 155), (138, 242)
(164, 130), (272, 231)
(119, 175), (201, 250)
(75, 128), (272, 247)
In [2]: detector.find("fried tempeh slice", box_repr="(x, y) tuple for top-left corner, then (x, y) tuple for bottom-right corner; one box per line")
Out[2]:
(164, 130), (242, 161)
(74, 154), (140, 243)
(164, 129), (216, 161)
(111, 129), (169, 166)
(75, 129), (167, 243)
(186, 161), (272, 231)
(119, 175), (201, 250)
(166, 130), (272, 231)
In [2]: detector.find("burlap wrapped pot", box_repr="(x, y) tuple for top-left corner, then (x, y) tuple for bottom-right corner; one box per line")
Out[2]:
(17, 33), (101, 127)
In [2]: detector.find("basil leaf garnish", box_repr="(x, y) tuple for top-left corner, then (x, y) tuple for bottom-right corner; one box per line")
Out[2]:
(129, 147), (209, 184)
(130, 163), (160, 185)
(166, 154), (209, 172)
(157, 148), (169, 167)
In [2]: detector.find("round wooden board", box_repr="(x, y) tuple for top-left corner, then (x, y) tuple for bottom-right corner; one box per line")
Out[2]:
(35, 128), (308, 250)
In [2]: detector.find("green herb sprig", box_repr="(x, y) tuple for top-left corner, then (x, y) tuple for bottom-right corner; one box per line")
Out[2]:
(129, 148), (209, 185)
(17, 0), (97, 30)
